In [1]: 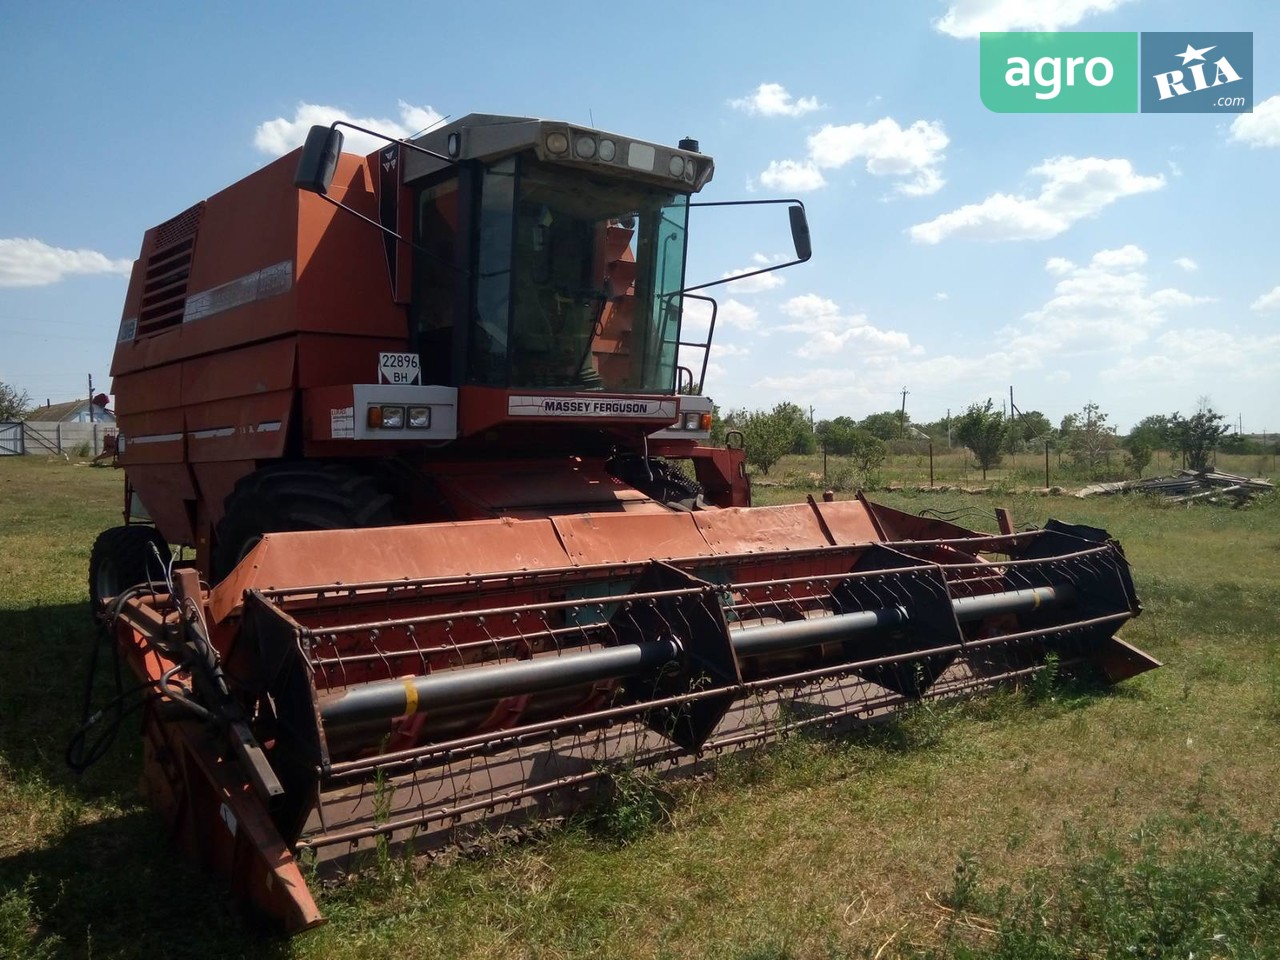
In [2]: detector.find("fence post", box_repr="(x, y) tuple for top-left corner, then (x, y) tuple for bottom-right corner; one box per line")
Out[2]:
(56, 423), (62, 454)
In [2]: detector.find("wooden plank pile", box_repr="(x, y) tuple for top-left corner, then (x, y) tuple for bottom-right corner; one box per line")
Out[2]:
(1077, 470), (1275, 503)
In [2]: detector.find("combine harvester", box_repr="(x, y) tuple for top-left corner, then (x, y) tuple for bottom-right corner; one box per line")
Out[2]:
(86, 114), (1158, 931)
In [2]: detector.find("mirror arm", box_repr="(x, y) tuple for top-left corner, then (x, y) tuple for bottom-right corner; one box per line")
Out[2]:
(679, 198), (811, 295)
(677, 258), (802, 296)
(313, 194), (467, 276)
(329, 120), (455, 166)
(686, 198), (808, 210)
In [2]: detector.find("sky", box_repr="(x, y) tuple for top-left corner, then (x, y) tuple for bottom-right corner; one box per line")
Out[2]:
(1, 0), (1277, 433)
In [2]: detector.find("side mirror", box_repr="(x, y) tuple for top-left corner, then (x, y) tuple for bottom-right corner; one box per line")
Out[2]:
(789, 205), (812, 262)
(679, 198), (814, 295)
(294, 125), (344, 195)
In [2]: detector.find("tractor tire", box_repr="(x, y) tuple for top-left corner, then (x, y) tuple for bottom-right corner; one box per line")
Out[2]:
(607, 455), (705, 510)
(88, 525), (172, 616)
(211, 462), (398, 582)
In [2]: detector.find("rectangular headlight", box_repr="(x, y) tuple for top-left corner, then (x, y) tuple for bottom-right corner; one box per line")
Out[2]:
(408, 406), (431, 428)
(627, 142), (656, 171)
(379, 404), (405, 429)
(683, 412), (702, 430)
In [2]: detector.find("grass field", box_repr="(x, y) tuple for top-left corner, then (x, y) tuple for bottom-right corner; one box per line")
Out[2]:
(2, 455), (1278, 959)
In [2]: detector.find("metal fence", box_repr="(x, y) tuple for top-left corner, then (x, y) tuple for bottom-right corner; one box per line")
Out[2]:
(0, 421), (114, 457)
(0, 422), (22, 455)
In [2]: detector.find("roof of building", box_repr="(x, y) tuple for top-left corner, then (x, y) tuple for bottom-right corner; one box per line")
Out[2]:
(23, 399), (114, 422)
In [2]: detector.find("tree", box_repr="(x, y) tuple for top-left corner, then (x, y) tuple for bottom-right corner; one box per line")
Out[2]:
(709, 404), (727, 446)
(1014, 410), (1053, 444)
(858, 410), (906, 442)
(1122, 436), (1154, 478)
(0, 381), (30, 421)
(772, 401), (816, 455)
(815, 416), (861, 456)
(1168, 409), (1229, 471)
(954, 400), (1007, 479)
(1061, 402), (1117, 475)
(847, 429), (887, 477)
(737, 406), (797, 476)
(1128, 414), (1174, 453)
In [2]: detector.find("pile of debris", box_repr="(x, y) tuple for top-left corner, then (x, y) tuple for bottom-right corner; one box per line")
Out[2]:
(1077, 469), (1275, 504)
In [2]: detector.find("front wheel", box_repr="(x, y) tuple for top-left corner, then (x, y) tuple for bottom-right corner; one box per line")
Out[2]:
(88, 525), (172, 616)
(211, 462), (398, 582)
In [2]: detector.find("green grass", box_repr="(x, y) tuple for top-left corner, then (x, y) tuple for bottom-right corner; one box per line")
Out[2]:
(1, 455), (1278, 958)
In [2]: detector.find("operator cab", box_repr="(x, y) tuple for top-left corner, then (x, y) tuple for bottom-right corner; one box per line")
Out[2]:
(294, 114), (807, 446)
(402, 115), (711, 397)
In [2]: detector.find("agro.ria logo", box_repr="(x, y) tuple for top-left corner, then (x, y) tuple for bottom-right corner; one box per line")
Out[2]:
(1141, 33), (1253, 113)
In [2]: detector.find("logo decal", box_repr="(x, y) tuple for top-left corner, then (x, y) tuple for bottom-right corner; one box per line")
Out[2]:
(980, 32), (1138, 113)
(508, 396), (679, 419)
(1141, 33), (1252, 113)
(980, 31), (1254, 114)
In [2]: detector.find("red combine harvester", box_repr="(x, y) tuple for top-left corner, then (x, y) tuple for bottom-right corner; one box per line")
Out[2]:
(85, 115), (1158, 931)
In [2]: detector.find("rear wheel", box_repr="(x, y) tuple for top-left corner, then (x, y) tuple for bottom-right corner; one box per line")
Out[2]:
(212, 462), (398, 581)
(88, 525), (172, 615)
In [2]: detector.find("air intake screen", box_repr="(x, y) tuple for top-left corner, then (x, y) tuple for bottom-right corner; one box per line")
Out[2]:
(135, 202), (204, 338)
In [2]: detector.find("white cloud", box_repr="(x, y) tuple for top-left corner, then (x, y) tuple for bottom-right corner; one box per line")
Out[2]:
(934, 292), (950, 301)
(1230, 95), (1280, 148)
(1174, 257), (1198, 272)
(254, 101), (444, 157)
(683, 297), (760, 334)
(747, 244), (1264, 424)
(719, 299), (763, 330)
(1007, 246), (1210, 359)
(909, 156), (1164, 244)
(810, 119), (948, 196)
(758, 160), (827, 192)
(1101, 328), (1280, 386)
(757, 117), (948, 197)
(934, 0), (1132, 38)
(779, 294), (843, 329)
(776, 294), (915, 358)
(729, 83), (822, 118)
(0, 238), (132, 288)
(1091, 244), (1146, 269)
(748, 246), (1209, 415)
(719, 256), (787, 294)
(1251, 286), (1280, 312)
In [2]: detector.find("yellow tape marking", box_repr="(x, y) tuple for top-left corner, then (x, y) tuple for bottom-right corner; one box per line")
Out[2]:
(403, 680), (419, 717)
(1032, 589), (1042, 610)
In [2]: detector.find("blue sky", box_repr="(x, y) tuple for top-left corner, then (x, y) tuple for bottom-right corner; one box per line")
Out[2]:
(1, 0), (1276, 432)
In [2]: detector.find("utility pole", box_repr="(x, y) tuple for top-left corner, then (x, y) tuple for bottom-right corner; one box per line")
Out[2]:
(88, 374), (95, 423)
(899, 387), (909, 439)
(946, 408), (951, 448)
(1009, 385), (1021, 454)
